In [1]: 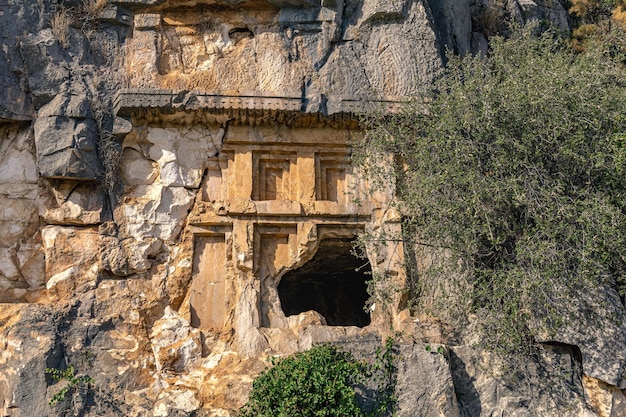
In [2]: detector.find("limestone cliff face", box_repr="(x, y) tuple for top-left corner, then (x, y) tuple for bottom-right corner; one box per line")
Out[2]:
(1, 1), (625, 417)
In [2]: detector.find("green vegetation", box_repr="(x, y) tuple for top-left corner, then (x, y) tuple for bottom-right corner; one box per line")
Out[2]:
(357, 24), (626, 357)
(45, 365), (94, 406)
(570, 0), (626, 25)
(239, 339), (397, 417)
(367, 337), (398, 417)
(570, 0), (626, 51)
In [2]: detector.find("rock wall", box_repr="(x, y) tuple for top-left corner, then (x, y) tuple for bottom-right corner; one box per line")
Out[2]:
(2, 1), (625, 416)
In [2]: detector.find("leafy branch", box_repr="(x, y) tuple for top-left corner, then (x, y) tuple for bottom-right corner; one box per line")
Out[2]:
(45, 365), (95, 406)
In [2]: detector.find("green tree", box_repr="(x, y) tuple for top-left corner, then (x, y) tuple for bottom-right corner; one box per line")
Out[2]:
(357, 24), (626, 356)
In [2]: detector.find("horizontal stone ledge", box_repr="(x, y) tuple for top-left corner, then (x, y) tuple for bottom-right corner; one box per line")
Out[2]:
(114, 89), (302, 116)
(114, 0), (322, 9)
(0, 113), (33, 123)
(191, 210), (373, 219)
(114, 89), (411, 121)
(188, 208), (372, 225)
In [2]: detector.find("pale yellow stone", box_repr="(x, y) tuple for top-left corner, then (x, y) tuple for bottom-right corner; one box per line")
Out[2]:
(583, 375), (626, 417)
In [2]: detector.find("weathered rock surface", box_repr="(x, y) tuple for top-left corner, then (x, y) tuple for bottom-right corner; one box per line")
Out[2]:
(34, 93), (104, 180)
(450, 343), (595, 417)
(395, 344), (460, 417)
(1, 1), (624, 416)
(532, 283), (626, 389)
(0, 124), (44, 302)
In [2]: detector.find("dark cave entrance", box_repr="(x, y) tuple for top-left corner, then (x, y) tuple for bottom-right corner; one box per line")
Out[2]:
(278, 238), (371, 327)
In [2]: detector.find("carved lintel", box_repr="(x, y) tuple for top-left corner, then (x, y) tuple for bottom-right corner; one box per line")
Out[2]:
(115, 89), (411, 123)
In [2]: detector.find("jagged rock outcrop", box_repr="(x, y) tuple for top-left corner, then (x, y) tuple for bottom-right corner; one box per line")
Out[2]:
(34, 93), (104, 180)
(1, 1), (624, 417)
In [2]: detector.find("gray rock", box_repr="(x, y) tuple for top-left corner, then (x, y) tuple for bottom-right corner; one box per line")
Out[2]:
(430, 0), (473, 55)
(307, 0), (445, 101)
(19, 23), (91, 108)
(0, 305), (62, 417)
(450, 343), (593, 416)
(114, 0), (167, 7)
(342, 339), (460, 417)
(19, 30), (71, 108)
(0, 48), (33, 121)
(33, 92), (103, 181)
(0, 0), (46, 121)
(34, 115), (103, 180)
(395, 344), (460, 417)
(99, 5), (133, 26)
(38, 93), (93, 119)
(533, 283), (626, 388)
(513, 0), (570, 32)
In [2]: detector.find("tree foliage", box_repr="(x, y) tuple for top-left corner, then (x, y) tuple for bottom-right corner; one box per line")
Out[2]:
(357, 25), (626, 356)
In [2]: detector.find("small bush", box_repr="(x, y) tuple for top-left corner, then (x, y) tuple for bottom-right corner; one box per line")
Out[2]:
(50, 8), (73, 49)
(569, 0), (626, 50)
(50, 0), (107, 47)
(98, 132), (121, 193)
(46, 365), (94, 406)
(80, 0), (107, 36)
(81, 0), (107, 21)
(92, 100), (121, 193)
(239, 345), (368, 417)
(239, 341), (397, 417)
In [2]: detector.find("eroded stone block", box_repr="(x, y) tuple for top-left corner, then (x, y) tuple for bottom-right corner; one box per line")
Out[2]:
(256, 225), (297, 328)
(41, 225), (100, 301)
(200, 156), (231, 202)
(43, 182), (108, 225)
(315, 152), (350, 203)
(151, 306), (202, 374)
(0, 125), (44, 298)
(134, 13), (161, 30)
(34, 116), (103, 180)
